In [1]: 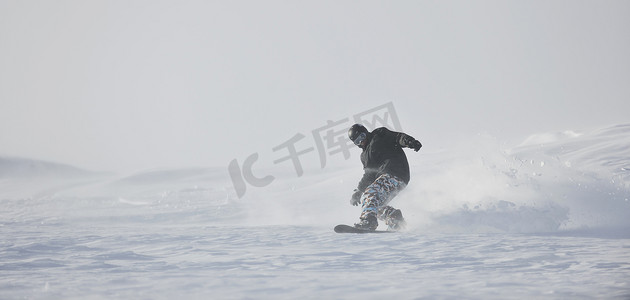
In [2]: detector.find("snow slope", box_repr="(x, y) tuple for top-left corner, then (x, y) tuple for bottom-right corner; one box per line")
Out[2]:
(403, 124), (630, 236)
(1, 124), (629, 299)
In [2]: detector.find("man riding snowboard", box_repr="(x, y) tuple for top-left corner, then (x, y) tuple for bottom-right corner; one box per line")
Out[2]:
(348, 124), (422, 231)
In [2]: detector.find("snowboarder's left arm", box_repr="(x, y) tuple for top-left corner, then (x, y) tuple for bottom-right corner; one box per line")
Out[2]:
(396, 132), (422, 152)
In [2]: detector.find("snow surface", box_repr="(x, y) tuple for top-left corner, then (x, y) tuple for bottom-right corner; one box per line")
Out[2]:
(2, 124), (630, 299)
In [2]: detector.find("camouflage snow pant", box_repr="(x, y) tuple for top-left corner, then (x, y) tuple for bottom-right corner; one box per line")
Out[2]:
(359, 173), (406, 224)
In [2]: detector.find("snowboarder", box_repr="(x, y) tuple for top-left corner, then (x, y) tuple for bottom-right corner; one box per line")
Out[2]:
(348, 124), (422, 231)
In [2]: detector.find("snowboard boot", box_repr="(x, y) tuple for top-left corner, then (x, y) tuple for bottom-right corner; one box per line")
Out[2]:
(354, 213), (378, 231)
(385, 209), (406, 231)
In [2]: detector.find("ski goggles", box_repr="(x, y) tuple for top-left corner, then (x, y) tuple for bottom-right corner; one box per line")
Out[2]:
(353, 132), (367, 146)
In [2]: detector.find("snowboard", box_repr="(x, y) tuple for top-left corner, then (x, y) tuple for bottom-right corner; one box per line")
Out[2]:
(334, 224), (393, 234)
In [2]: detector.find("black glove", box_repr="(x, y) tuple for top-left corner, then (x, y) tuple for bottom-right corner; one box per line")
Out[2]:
(399, 134), (422, 152)
(410, 140), (422, 152)
(351, 189), (362, 206)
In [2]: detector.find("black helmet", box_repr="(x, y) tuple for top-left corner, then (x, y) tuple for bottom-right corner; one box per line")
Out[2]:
(348, 124), (368, 145)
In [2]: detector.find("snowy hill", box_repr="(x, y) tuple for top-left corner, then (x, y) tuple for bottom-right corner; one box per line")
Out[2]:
(2, 124), (630, 299)
(0, 157), (112, 200)
(513, 123), (630, 185)
(0, 156), (102, 178)
(3, 124), (629, 235)
(403, 123), (630, 235)
(508, 124), (630, 233)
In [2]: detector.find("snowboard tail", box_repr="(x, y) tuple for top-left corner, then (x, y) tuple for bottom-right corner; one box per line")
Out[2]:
(334, 224), (393, 234)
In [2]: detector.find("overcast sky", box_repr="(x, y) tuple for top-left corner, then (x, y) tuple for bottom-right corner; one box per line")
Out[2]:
(1, 0), (629, 173)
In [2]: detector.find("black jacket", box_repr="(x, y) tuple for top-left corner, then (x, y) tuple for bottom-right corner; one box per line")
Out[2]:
(356, 127), (417, 191)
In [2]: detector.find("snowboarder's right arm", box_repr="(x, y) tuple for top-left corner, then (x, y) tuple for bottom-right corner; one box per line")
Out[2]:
(350, 189), (362, 206)
(358, 169), (377, 191)
(352, 168), (377, 205)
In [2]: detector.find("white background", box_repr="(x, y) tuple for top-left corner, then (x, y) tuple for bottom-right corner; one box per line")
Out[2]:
(1, 1), (629, 172)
